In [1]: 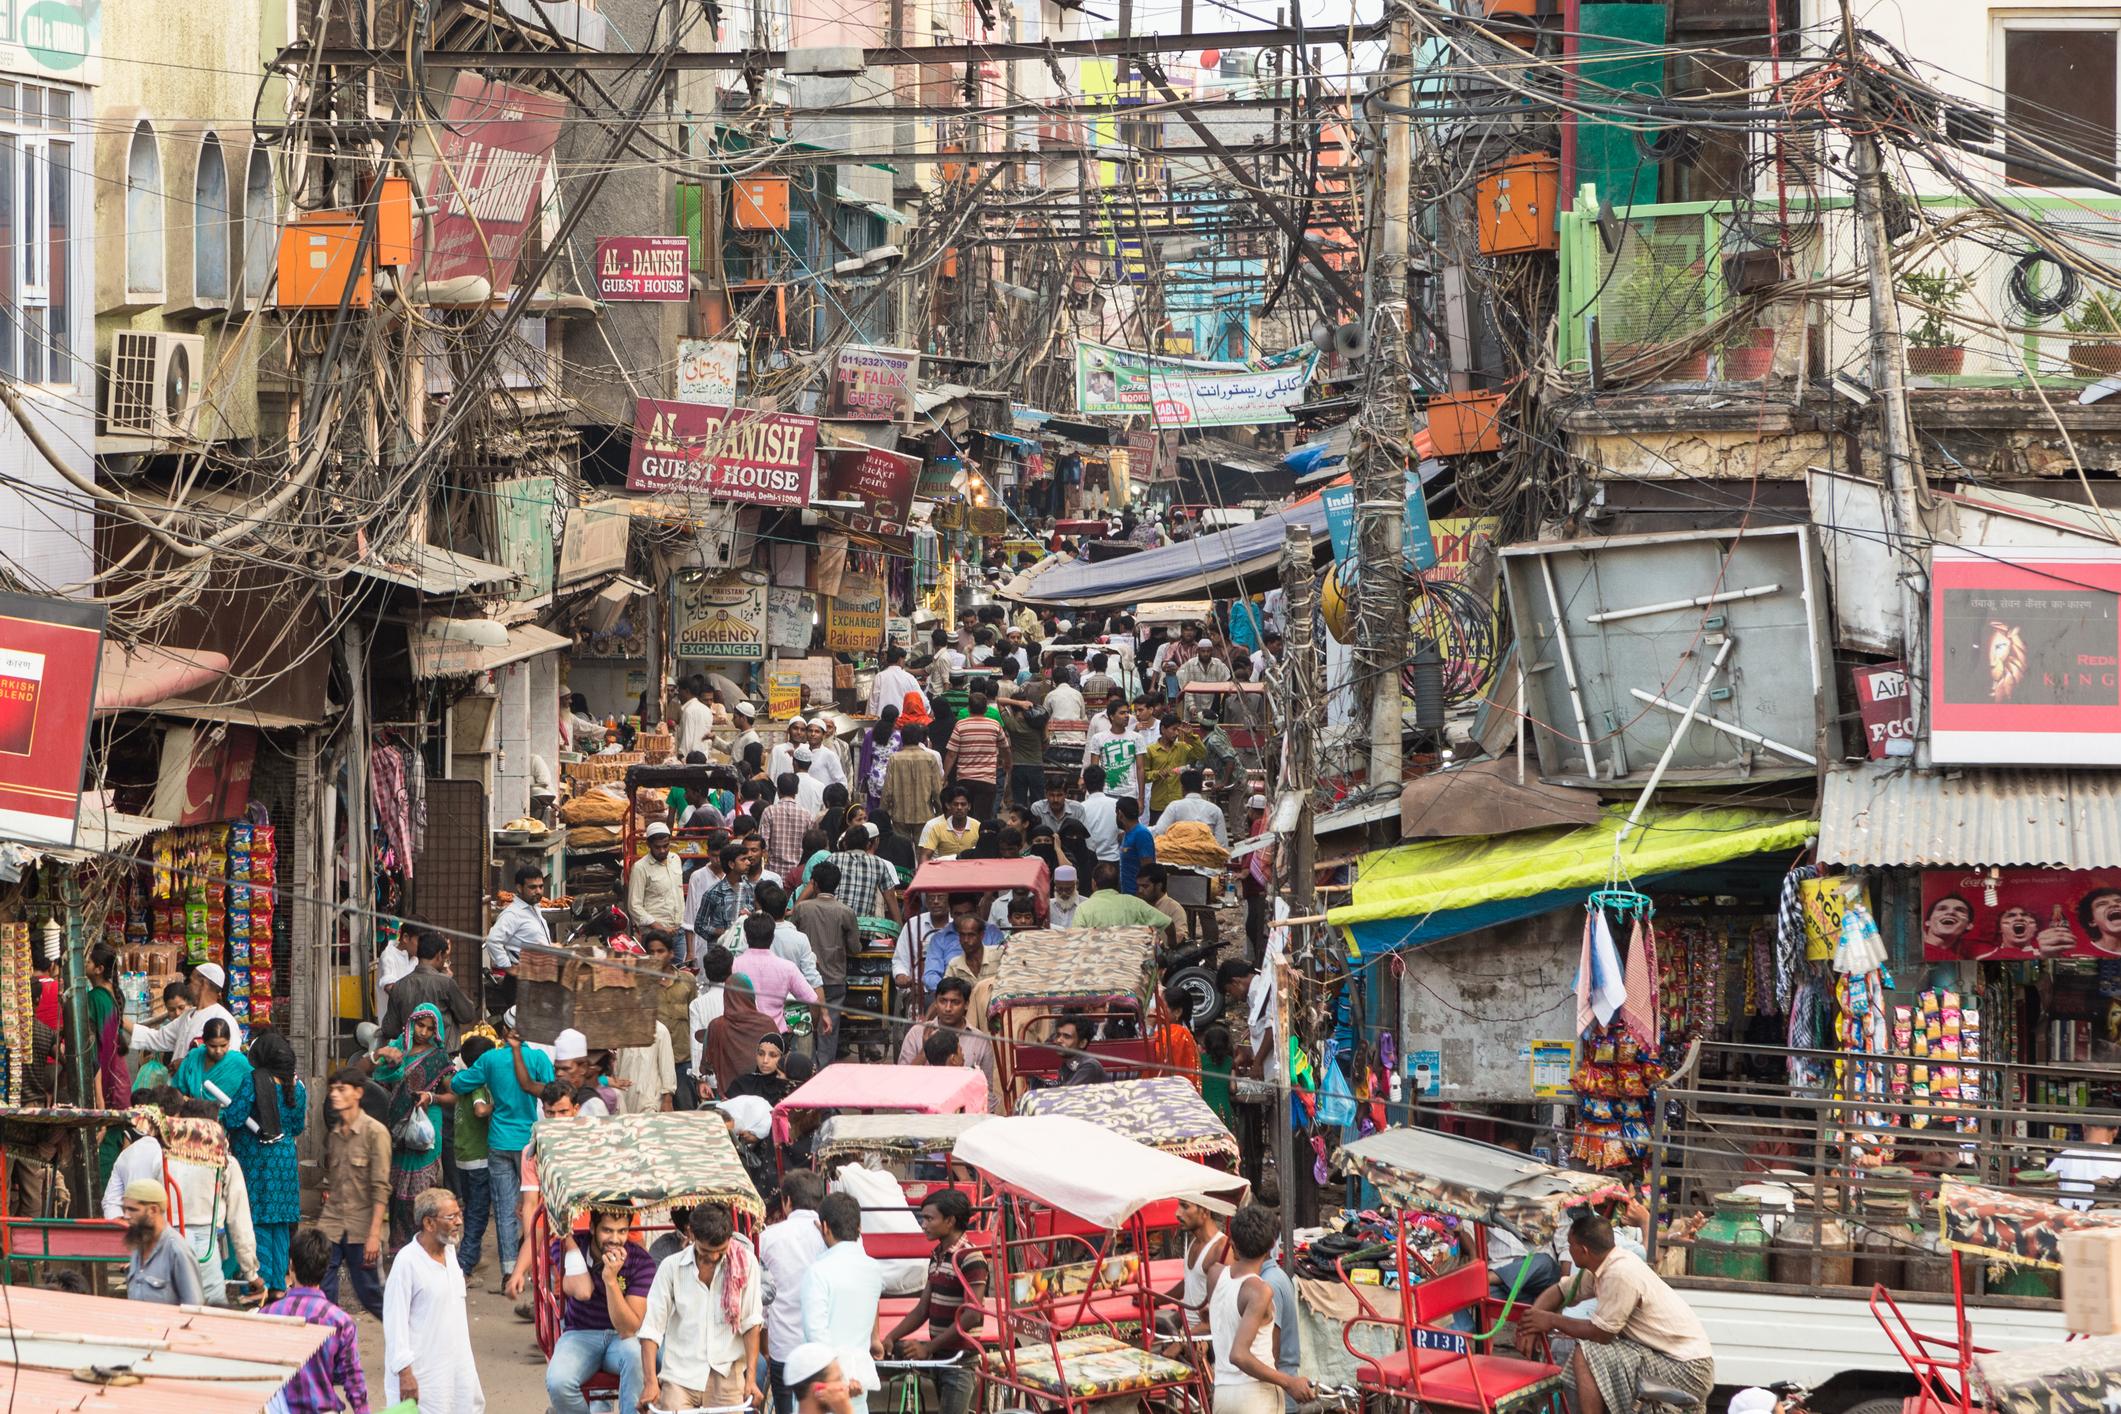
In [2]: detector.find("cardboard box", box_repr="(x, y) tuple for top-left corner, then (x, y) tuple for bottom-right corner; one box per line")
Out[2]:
(2063, 1227), (2121, 1336)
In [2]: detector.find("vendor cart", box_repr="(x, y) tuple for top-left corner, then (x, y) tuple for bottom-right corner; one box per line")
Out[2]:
(619, 764), (727, 876)
(1874, 1181), (2121, 1414)
(0, 1104), (154, 1288)
(528, 1110), (765, 1373)
(986, 926), (1159, 1106)
(1333, 1127), (1628, 1414)
(948, 1114), (1249, 1414)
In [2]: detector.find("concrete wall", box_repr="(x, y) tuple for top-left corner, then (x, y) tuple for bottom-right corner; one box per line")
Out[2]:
(1396, 910), (1582, 1104)
(94, 0), (271, 444)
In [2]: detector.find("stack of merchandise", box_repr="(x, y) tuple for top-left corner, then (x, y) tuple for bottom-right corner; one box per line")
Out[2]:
(141, 820), (279, 1027)
(0, 920), (29, 1102)
(1893, 989), (1981, 1133)
(1571, 1024), (1664, 1170)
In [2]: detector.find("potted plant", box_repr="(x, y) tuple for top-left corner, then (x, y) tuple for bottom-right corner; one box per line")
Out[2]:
(2064, 291), (2121, 375)
(1898, 268), (1972, 375)
(1606, 251), (1710, 380)
(1720, 324), (1776, 380)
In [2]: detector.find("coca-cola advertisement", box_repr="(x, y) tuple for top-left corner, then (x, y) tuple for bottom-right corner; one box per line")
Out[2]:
(1921, 867), (2121, 961)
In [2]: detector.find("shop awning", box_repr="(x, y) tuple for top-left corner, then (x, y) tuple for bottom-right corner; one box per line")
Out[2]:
(348, 541), (521, 596)
(1327, 804), (1816, 956)
(1000, 494), (1332, 607)
(409, 621), (571, 678)
(94, 644), (230, 713)
(1818, 760), (2121, 869)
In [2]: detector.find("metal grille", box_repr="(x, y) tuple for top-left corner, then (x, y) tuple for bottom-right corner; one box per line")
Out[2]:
(1597, 213), (1720, 351)
(106, 330), (158, 432)
(416, 778), (488, 1013)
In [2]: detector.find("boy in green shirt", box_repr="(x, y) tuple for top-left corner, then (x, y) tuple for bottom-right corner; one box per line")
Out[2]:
(453, 1034), (496, 1276)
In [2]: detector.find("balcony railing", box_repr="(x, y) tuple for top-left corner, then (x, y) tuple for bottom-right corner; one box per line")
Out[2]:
(1556, 185), (2121, 385)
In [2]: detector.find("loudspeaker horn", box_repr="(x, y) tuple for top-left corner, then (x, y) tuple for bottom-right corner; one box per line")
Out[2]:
(1333, 321), (1369, 356)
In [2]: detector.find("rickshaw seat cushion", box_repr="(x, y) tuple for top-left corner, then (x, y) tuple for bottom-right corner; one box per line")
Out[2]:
(864, 1232), (935, 1261)
(1411, 1263), (1489, 1326)
(1368, 1348), (1566, 1411)
(986, 1332), (1196, 1398)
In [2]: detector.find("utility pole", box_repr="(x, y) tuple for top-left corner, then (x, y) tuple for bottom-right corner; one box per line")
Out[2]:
(1275, 525), (1319, 1255)
(1837, 0), (1929, 753)
(1355, 1), (1414, 795)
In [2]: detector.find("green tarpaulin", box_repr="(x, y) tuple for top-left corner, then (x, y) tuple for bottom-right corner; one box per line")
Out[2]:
(1326, 804), (1815, 930)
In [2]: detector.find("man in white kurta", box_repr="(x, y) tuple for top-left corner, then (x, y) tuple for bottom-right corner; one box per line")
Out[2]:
(385, 1189), (484, 1414)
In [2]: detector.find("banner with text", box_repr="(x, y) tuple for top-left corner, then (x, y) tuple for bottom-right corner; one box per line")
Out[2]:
(1073, 342), (1316, 427)
(826, 346), (918, 422)
(824, 569), (887, 653)
(676, 340), (740, 403)
(594, 237), (690, 300)
(627, 399), (818, 507)
(674, 575), (767, 660)
(821, 444), (919, 547)
(425, 76), (565, 291)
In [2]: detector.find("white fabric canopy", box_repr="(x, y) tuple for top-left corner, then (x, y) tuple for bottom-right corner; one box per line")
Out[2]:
(950, 1114), (1250, 1228)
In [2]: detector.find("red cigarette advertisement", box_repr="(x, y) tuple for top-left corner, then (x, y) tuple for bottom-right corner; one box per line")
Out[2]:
(1921, 867), (2121, 961)
(0, 592), (105, 848)
(1930, 546), (2121, 765)
(821, 444), (919, 546)
(626, 399), (819, 507)
(594, 237), (690, 301)
(424, 76), (565, 291)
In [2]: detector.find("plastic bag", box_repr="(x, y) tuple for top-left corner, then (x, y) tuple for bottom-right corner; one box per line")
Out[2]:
(1316, 1056), (1357, 1128)
(393, 1104), (436, 1153)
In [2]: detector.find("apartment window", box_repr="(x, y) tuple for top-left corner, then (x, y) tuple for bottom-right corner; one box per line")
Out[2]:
(126, 120), (164, 297)
(0, 83), (78, 386)
(194, 133), (230, 303)
(2000, 17), (2119, 186)
(242, 146), (275, 302)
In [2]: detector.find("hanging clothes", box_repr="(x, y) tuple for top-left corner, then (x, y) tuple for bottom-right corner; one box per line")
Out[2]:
(371, 742), (415, 880)
(1617, 919), (1661, 1053)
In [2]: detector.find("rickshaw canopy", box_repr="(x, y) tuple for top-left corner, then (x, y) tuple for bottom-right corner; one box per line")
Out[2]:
(954, 1115), (1248, 1229)
(1015, 1076), (1239, 1163)
(532, 1111), (764, 1225)
(1335, 1128), (1625, 1246)
(776, 1062), (990, 1120)
(1938, 1178), (2121, 1270)
(813, 1112), (994, 1165)
(989, 927), (1158, 1013)
(904, 857), (1051, 904)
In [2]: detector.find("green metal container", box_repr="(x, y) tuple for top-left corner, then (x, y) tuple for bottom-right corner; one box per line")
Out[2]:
(1693, 1192), (1773, 1282)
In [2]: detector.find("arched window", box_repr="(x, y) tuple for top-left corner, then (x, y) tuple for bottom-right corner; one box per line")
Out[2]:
(242, 146), (274, 302)
(193, 133), (229, 302)
(124, 121), (163, 297)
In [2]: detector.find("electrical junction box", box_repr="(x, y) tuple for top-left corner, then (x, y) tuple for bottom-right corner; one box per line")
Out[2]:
(1477, 154), (1559, 255)
(278, 213), (372, 308)
(732, 177), (791, 230)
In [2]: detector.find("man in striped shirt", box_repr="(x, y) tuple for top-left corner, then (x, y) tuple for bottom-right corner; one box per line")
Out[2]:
(759, 773), (817, 881)
(942, 687), (1010, 821)
(263, 1227), (370, 1414)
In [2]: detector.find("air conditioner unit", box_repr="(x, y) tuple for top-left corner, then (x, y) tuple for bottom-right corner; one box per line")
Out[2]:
(105, 332), (206, 442)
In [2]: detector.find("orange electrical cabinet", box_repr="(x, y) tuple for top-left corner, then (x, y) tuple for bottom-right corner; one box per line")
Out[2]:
(732, 176), (791, 230)
(1477, 154), (1559, 255)
(277, 212), (372, 308)
(1425, 390), (1508, 455)
(366, 175), (416, 267)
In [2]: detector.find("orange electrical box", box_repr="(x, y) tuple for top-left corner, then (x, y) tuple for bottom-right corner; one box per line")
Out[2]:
(1477, 154), (1559, 255)
(365, 175), (416, 267)
(277, 212), (372, 308)
(1425, 390), (1508, 455)
(732, 176), (791, 230)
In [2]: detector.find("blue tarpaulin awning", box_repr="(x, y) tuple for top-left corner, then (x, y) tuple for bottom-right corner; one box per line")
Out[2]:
(1000, 494), (1334, 608)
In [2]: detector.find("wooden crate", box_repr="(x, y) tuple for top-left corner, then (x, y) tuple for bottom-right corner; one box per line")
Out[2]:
(512, 944), (657, 1050)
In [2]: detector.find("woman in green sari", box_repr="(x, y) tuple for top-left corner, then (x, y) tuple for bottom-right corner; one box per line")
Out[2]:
(175, 1016), (253, 1109)
(372, 1001), (454, 1254)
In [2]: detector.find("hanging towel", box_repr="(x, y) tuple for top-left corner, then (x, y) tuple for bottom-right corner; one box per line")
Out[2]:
(1576, 910), (1628, 1035)
(1617, 918), (1661, 1051)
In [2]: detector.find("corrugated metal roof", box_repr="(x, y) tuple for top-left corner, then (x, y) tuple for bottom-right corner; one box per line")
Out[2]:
(348, 541), (521, 596)
(1818, 761), (2121, 868)
(0, 1287), (330, 1414)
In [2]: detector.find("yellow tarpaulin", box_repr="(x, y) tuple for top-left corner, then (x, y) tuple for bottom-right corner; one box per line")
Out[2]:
(1326, 804), (1816, 929)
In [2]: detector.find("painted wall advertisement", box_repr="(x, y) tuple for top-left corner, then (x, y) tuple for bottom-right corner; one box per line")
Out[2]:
(0, 591), (104, 847)
(627, 399), (818, 507)
(674, 574), (766, 660)
(823, 570), (887, 653)
(826, 346), (918, 422)
(1073, 341), (1317, 428)
(765, 586), (816, 652)
(0, 0), (99, 83)
(1931, 546), (2121, 765)
(425, 76), (566, 290)
(594, 236), (690, 300)
(1921, 868), (2121, 961)
(820, 444), (919, 545)
(676, 340), (741, 404)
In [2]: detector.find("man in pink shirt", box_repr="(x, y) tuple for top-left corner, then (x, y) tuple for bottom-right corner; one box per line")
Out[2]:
(731, 912), (819, 1026)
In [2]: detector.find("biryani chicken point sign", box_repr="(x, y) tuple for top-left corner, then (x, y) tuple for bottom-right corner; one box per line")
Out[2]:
(626, 399), (819, 508)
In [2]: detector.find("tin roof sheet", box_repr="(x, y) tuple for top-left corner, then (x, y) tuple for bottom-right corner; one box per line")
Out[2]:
(1817, 760), (2121, 869)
